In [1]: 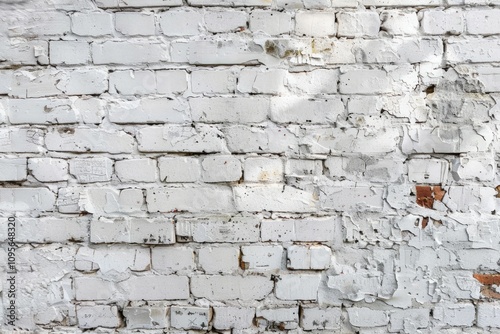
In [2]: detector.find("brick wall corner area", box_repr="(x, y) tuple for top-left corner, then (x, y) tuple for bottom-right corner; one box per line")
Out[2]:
(0, 0), (500, 332)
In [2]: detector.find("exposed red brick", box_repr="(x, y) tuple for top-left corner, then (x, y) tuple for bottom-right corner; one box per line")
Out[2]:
(421, 217), (429, 229)
(496, 185), (500, 198)
(433, 186), (445, 201)
(416, 185), (434, 208)
(473, 273), (500, 285)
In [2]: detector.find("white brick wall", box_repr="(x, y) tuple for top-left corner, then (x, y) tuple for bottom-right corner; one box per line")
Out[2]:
(4, 0), (500, 331)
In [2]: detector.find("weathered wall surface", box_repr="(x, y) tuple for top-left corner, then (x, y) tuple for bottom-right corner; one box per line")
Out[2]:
(0, 0), (500, 332)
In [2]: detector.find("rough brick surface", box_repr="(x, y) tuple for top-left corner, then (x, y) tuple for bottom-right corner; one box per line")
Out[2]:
(3, 0), (500, 332)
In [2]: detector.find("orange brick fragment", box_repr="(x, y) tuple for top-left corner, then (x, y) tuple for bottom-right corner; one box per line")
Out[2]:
(473, 273), (500, 285)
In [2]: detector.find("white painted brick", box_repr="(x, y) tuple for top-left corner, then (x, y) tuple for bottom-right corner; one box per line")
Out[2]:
(276, 274), (321, 300)
(156, 70), (188, 94)
(91, 217), (175, 244)
(69, 157), (113, 183)
(46, 128), (134, 153)
(451, 154), (495, 181)
(49, 41), (90, 65)
(234, 185), (317, 212)
(347, 308), (389, 327)
(256, 307), (298, 330)
(176, 215), (260, 243)
(286, 159), (323, 176)
(363, 0), (441, 5)
(249, 10), (293, 35)
(109, 70), (156, 95)
(261, 217), (339, 242)
(295, 11), (336, 37)
(320, 186), (385, 211)
(225, 125), (298, 154)
(115, 12), (155, 36)
(57, 187), (82, 213)
(123, 306), (169, 329)
(191, 275), (273, 300)
(147, 186), (234, 212)
(0, 71), (12, 95)
(421, 9), (464, 35)
(237, 69), (287, 94)
(59, 68), (108, 95)
(115, 158), (157, 182)
(338, 11), (380, 37)
(71, 12), (113, 36)
(0, 39), (48, 66)
(389, 309), (430, 332)
(271, 97), (343, 123)
(152, 246), (195, 273)
(189, 0), (270, 5)
(92, 41), (168, 65)
(171, 306), (210, 330)
(466, 9), (500, 34)
(204, 10), (247, 33)
(77, 305), (121, 329)
(213, 307), (255, 330)
(0, 188), (55, 211)
(82, 187), (144, 215)
(7, 11), (70, 37)
(192, 69), (236, 94)
(28, 158), (68, 182)
(0, 158), (27, 181)
(433, 303), (475, 326)
(159, 9), (203, 36)
(380, 10), (419, 35)
(75, 246), (149, 276)
(244, 157), (283, 183)
(109, 98), (189, 124)
(408, 158), (448, 184)
(339, 69), (390, 94)
(96, 0), (182, 7)
(11, 69), (62, 98)
(287, 69), (339, 94)
(158, 157), (201, 182)
(0, 128), (44, 153)
(190, 97), (269, 123)
(0, 217), (87, 243)
(138, 125), (225, 153)
(446, 37), (500, 63)
(198, 246), (240, 273)
(287, 245), (332, 270)
(301, 307), (341, 330)
(201, 155), (242, 182)
(477, 303), (500, 328)
(74, 97), (106, 124)
(122, 275), (189, 300)
(241, 245), (283, 271)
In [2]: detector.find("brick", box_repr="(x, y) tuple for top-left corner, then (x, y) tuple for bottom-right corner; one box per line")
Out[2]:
(138, 125), (225, 153)
(71, 12), (113, 36)
(170, 306), (210, 330)
(213, 307), (255, 330)
(347, 308), (389, 327)
(77, 305), (121, 329)
(466, 9), (500, 34)
(287, 245), (332, 270)
(91, 217), (176, 244)
(74, 97), (106, 124)
(147, 186), (234, 212)
(234, 185), (317, 212)
(191, 275), (273, 300)
(74, 277), (119, 301)
(295, 11), (336, 37)
(339, 69), (390, 94)
(199, 246), (240, 273)
(320, 186), (385, 211)
(123, 275), (189, 300)
(451, 154), (495, 181)
(388, 309), (430, 332)
(275, 274), (321, 300)
(109, 70), (156, 95)
(286, 159), (323, 176)
(337, 11), (380, 37)
(156, 70), (188, 94)
(115, 158), (157, 182)
(115, 12), (155, 36)
(408, 158), (448, 184)
(190, 97), (269, 123)
(159, 9), (203, 36)
(0, 217), (87, 243)
(176, 215), (260, 243)
(421, 9), (464, 35)
(57, 187), (81, 213)
(46, 128), (134, 153)
(96, 0), (182, 7)
(11, 69), (62, 98)
(0, 188), (55, 212)
(204, 10), (247, 33)
(270, 97), (343, 123)
(433, 303), (475, 326)
(286, 69), (339, 94)
(158, 157), (201, 183)
(109, 98), (189, 124)
(28, 158), (68, 182)
(363, 0), (442, 5)
(0, 40), (48, 66)
(380, 10), (419, 36)
(241, 245), (283, 271)
(256, 307), (298, 330)
(237, 69), (287, 94)
(261, 217), (339, 242)
(249, 10), (293, 35)
(152, 246), (195, 273)
(75, 246), (149, 274)
(192, 69), (236, 94)
(49, 41), (90, 65)
(0, 128), (44, 153)
(57, 68), (108, 95)
(446, 38), (500, 63)
(7, 98), (77, 125)
(123, 306), (169, 329)
(201, 155), (242, 182)
(225, 125), (298, 154)
(301, 307), (342, 330)
(92, 41), (168, 65)
(69, 157), (113, 183)
(0, 158), (27, 181)
(477, 303), (500, 328)
(244, 157), (283, 183)
(189, 0), (270, 6)
(7, 11), (70, 37)
(82, 187), (144, 215)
